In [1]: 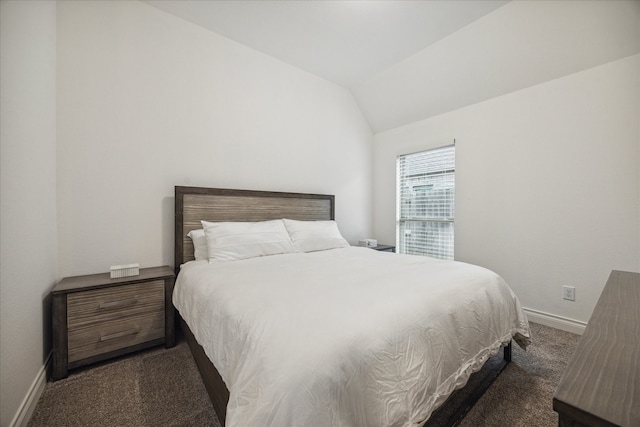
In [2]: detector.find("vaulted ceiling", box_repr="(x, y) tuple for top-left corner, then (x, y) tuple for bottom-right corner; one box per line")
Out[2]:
(144, 1), (639, 133)
(143, 0), (508, 87)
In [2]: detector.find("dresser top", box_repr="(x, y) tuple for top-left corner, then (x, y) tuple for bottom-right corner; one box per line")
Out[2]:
(53, 266), (174, 294)
(553, 270), (640, 426)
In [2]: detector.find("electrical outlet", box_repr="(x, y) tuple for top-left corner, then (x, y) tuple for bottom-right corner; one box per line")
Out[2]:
(562, 286), (575, 301)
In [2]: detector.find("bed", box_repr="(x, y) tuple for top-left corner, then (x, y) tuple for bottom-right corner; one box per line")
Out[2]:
(173, 186), (531, 427)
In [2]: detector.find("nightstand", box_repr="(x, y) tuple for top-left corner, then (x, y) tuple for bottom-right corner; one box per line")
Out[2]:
(370, 244), (396, 253)
(51, 266), (175, 380)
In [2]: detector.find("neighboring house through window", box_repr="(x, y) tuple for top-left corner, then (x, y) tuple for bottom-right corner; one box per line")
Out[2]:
(396, 144), (455, 260)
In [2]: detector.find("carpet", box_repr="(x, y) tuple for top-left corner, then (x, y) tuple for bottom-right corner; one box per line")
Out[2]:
(28, 322), (579, 426)
(28, 342), (220, 427)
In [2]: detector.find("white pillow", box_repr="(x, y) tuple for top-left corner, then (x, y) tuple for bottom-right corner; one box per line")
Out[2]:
(283, 219), (350, 253)
(201, 219), (294, 261)
(187, 229), (208, 261)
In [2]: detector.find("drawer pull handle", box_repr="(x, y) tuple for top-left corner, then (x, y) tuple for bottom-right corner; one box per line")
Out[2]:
(100, 328), (140, 342)
(99, 298), (138, 309)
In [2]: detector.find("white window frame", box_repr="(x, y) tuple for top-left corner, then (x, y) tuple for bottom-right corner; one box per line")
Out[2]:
(396, 144), (455, 260)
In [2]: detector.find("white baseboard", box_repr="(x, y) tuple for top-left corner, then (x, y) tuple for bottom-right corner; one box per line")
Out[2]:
(524, 307), (586, 335)
(9, 352), (51, 427)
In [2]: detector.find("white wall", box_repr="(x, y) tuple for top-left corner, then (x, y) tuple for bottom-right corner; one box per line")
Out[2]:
(0, 1), (58, 426)
(56, 0), (373, 277)
(373, 54), (640, 327)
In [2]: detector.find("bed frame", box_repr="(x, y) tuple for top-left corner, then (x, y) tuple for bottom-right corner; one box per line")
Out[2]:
(174, 185), (511, 427)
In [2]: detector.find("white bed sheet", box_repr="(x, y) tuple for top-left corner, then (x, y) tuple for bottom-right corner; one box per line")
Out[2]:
(173, 246), (531, 427)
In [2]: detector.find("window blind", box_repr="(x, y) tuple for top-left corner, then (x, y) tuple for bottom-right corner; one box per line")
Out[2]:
(397, 145), (455, 260)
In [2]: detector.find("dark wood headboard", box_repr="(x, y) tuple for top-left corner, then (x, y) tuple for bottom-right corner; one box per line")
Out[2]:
(174, 186), (335, 270)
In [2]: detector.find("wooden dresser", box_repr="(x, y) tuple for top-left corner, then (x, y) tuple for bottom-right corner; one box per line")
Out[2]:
(52, 266), (175, 380)
(553, 270), (640, 427)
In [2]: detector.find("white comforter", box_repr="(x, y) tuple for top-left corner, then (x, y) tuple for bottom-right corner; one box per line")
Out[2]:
(173, 247), (530, 427)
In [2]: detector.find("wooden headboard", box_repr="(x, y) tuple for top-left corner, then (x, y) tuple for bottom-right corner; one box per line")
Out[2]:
(174, 186), (335, 270)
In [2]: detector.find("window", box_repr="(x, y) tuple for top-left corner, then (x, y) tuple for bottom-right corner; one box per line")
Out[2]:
(396, 144), (455, 259)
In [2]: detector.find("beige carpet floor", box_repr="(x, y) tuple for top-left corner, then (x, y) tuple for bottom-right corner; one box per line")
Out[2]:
(28, 322), (579, 426)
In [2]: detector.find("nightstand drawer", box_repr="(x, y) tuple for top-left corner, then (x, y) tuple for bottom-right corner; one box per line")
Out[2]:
(67, 281), (164, 329)
(68, 311), (164, 362)
(52, 266), (176, 380)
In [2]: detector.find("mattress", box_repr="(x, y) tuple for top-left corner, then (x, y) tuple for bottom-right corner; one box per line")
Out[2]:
(173, 246), (531, 427)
